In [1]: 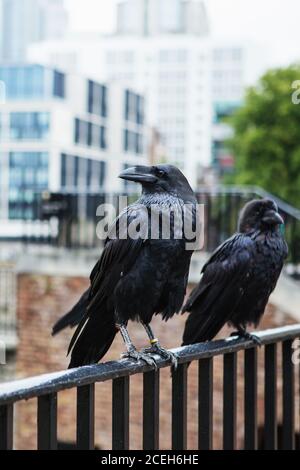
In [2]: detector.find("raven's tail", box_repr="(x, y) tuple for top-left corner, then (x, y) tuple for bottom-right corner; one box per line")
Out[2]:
(52, 289), (90, 336)
(182, 307), (226, 345)
(68, 303), (118, 369)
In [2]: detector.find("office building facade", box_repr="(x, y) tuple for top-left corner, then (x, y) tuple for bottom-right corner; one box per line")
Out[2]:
(0, 64), (147, 237)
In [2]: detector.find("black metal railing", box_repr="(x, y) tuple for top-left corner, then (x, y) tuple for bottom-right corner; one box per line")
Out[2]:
(0, 325), (299, 450)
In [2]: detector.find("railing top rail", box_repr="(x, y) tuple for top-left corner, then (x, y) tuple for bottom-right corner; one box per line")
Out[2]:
(0, 325), (299, 406)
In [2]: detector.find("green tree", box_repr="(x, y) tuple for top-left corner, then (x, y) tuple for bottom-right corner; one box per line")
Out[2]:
(226, 65), (300, 207)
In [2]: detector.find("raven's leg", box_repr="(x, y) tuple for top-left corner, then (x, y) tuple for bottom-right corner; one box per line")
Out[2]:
(230, 326), (262, 346)
(117, 323), (157, 367)
(141, 322), (178, 369)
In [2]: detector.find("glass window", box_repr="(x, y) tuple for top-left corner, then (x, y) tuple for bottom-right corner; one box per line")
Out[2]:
(74, 156), (79, 188)
(0, 65), (45, 99)
(87, 122), (93, 146)
(8, 151), (48, 219)
(101, 86), (108, 117)
(87, 80), (108, 117)
(61, 153), (67, 187)
(100, 126), (107, 149)
(74, 118), (80, 144)
(53, 70), (65, 98)
(124, 129), (129, 152)
(99, 161), (106, 187)
(10, 112), (50, 140)
(87, 160), (93, 187)
(88, 80), (93, 114)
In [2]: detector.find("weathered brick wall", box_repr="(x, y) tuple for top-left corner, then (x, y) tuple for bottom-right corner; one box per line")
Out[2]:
(14, 273), (296, 450)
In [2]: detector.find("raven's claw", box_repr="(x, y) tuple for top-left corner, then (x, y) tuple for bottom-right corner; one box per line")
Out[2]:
(142, 343), (178, 370)
(230, 331), (262, 346)
(121, 348), (158, 368)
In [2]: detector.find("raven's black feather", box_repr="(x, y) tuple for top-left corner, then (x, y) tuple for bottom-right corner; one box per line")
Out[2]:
(182, 199), (288, 345)
(57, 164), (197, 368)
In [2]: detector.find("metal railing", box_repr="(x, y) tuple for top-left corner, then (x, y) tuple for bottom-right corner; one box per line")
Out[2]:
(0, 325), (299, 450)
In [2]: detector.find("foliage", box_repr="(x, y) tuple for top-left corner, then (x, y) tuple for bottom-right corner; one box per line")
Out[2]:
(226, 65), (300, 207)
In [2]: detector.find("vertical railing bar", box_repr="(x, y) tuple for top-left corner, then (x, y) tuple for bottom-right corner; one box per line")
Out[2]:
(112, 376), (130, 450)
(37, 393), (57, 450)
(0, 403), (13, 450)
(172, 363), (188, 450)
(143, 370), (160, 450)
(198, 357), (213, 450)
(76, 384), (95, 450)
(282, 339), (295, 450)
(244, 348), (258, 449)
(223, 352), (237, 450)
(264, 343), (277, 449)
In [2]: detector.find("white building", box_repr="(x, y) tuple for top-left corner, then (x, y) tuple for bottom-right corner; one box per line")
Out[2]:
(117, 0), (209, 36)
(211, 44), (246, 172)
(0, 64), (148, 237)
(0, 0), (68, 62)
(28, 0), (212, 187)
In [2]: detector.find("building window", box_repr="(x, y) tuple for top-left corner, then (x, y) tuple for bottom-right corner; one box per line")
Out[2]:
(87, 80), (108, 117)
(74, 156), (79, 188)
(60, 154), (106, 190)
(87, 122), (93, 147)
(137, 96), (144, 125)
(53, 70), (65, 98)
(0, 65), (45, 99)
(124, 130), (143, 155)
(61, 153), (67, 187)
(74, 118), (107, 150)
(124, 129), (129, 152)
(9, 152), (48, 220)
(125, 90), (145, 125)
(10, 112), (50, 140)
(100, 126), (106, 149)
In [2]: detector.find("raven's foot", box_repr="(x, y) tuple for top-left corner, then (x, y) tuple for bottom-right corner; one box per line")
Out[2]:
(142, 343), (178, 369)
(230, 331), (262, 346)
(121, 347), (157, 368)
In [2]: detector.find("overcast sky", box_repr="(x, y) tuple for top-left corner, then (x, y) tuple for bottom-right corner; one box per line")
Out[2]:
(65, 0), (300, 68)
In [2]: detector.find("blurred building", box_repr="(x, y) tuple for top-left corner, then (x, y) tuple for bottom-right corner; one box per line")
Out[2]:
(211, 43), (246, 175)
(117, 0), (209, 36)
(28, 0), (212, 188)
(0, 0), (68, 62)
(0, 64), (148, 238)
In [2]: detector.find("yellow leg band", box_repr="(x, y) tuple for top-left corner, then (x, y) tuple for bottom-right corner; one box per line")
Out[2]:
(150, 338), (158, 345)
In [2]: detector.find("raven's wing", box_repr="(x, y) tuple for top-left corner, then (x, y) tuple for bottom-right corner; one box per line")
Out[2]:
(182, 234), (254, 345)
(68, 204), (149, 367)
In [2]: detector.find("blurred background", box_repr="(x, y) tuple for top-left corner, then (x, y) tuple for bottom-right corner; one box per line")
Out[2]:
(0, 0), (300, 449)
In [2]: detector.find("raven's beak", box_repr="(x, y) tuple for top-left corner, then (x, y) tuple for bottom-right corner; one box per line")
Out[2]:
(119, 166), (157, 184)
(262, 210), (284, 225)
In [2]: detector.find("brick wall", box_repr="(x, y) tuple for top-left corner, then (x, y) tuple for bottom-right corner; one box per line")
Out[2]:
(14, 273), (296, 450)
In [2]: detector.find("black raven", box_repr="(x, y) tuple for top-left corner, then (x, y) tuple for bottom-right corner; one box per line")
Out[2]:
(60, 164), (197, 368)
(182, 198), (288, 346)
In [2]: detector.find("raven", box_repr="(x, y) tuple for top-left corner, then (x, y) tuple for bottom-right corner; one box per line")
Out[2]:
(182, 198), (288, 346)
(60, 164), (197, 368)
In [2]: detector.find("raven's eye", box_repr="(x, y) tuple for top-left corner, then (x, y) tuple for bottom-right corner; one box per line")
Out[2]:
(156, 169), (166, 178)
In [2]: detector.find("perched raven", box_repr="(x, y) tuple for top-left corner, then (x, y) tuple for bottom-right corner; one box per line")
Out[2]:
(182, 198), (288, 346)
(58, 164), (197, 368)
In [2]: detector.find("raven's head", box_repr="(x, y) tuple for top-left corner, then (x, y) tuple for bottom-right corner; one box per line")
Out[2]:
(238, 198), (284, 233)
(119, 164), (195, 201)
